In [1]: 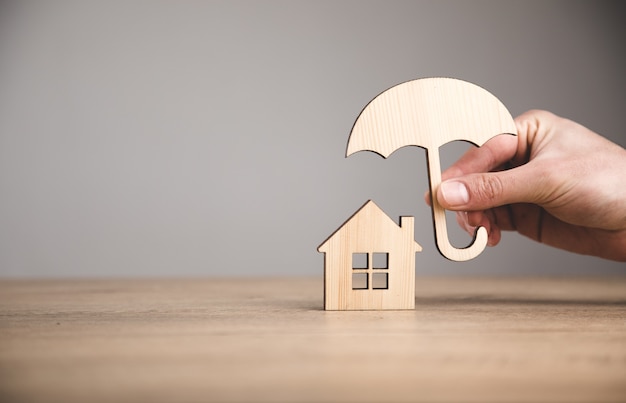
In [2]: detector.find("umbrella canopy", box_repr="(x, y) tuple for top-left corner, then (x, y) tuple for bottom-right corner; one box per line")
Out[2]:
(347, 77), (516, 157)
(346, 77), (517, 261)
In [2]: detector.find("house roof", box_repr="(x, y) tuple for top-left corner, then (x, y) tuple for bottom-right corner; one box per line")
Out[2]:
(318, 200), (422, 252)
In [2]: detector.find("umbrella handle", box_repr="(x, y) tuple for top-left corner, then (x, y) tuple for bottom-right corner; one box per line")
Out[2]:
(427, 150), (488, 261)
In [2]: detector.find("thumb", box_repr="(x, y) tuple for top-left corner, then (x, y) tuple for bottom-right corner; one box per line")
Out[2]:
(436, 167), (538, 211)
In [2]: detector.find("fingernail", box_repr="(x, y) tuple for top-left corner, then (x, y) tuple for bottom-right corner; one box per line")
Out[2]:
(440, 181), (469, 206)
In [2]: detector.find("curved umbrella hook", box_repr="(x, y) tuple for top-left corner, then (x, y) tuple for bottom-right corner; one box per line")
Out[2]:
(426, 148), (487, 261)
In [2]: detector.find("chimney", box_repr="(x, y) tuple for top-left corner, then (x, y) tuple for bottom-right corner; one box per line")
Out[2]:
(400, 216), (414, 235)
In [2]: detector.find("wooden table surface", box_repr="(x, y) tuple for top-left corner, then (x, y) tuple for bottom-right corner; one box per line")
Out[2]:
(1, 276), (625, 402)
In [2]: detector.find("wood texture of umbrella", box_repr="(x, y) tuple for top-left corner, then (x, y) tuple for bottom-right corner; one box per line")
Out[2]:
(347, 78), (517, 261)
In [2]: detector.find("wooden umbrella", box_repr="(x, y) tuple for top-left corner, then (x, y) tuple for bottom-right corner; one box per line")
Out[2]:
(347, 77), (517, 261)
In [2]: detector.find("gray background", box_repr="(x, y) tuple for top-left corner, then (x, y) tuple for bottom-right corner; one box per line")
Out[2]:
(0, 1), (624, 278)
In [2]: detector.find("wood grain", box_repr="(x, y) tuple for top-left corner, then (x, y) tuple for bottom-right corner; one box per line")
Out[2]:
(1, 277), (626, 403)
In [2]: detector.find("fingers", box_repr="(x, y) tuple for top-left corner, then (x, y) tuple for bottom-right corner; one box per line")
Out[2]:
(441, 133), (520, 182)
(456, 210), (502, 247)
(437, 164), (542, 212)
(425, 133), (522, 206)
(437, 109), (556, 186)
(457, 204), (626, 261)
(514, 109), (556, 148)
(459, 204), (545, 244)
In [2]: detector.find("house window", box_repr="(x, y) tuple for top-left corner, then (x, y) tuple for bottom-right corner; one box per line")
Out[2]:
(352, 252), (389, 290)
(372, 252), (388, 269)
(352, 273), (368, 289)
(352, 253), (368, 269)
(372, 272), (388, 289)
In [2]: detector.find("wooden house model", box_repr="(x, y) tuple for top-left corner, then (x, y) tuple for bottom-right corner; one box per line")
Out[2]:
(318, 200), (422, 310)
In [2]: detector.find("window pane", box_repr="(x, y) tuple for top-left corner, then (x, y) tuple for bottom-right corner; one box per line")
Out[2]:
(352, 273), (368, 290)
(372, 273), (388, 289)
(373, 253), (388, 269)
(352, 253), (368, 269)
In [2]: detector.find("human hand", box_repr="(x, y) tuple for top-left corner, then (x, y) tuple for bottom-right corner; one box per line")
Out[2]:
(428, 110), (626, 261)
